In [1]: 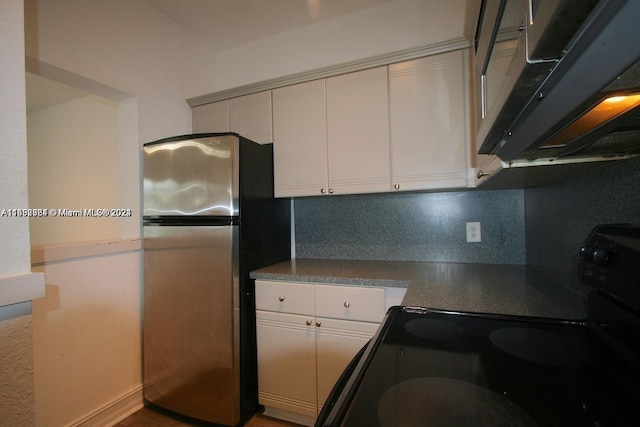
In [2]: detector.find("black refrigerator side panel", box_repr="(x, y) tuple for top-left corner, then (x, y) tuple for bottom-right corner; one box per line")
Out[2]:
(238, 137), (291, 270)
(238, 137), (292, 423)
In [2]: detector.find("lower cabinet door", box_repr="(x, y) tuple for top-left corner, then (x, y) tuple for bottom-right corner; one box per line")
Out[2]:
(256, 310), (317, 417)
(315, 317), (379, 411)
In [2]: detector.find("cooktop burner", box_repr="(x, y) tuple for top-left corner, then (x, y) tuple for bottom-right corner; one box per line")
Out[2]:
(331, 308), (597, 426)
(404, 318), (465, 341)
(489, 327), (589, 367)
(377, 377), (536, 427)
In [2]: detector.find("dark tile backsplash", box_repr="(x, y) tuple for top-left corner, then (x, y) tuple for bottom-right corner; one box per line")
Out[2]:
(291, 156), (638, 291)
(525, 156), (640, 291)
(294, 189), (526, 264)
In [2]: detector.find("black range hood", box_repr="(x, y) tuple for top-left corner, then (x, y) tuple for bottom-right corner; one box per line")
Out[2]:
(479, 0), (640, 163)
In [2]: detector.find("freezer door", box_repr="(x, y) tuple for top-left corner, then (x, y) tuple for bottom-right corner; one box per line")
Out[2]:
(143, 134), (239, 217)
(143, 225), (240, 425)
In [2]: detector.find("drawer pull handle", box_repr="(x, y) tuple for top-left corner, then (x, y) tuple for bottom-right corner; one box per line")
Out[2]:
(306, 320), (312, 326)
(316, 321), (322, 328)
(344, 301), (351, 308)
(278, 296), (285, 302)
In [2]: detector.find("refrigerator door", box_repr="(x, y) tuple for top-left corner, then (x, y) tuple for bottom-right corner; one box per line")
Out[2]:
(143, 224), (240, 425)
(143, 134), (239, 217)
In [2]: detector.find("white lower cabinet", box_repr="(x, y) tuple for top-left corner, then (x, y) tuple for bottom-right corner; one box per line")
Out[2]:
(315, 317), (379, 410)
(256, 310), (318, 419)
(255, 280), (398, 426)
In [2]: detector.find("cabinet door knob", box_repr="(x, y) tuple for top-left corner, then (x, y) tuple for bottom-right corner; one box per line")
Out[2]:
(306, 320), (312, 326)
(320, 188), (327, 194)
(328, 188), (334, 194)
(278, 296), (285, 302)
(315, 321), (322, 328)
(394, 184), (400, 190)
(344, 301), (351, 308)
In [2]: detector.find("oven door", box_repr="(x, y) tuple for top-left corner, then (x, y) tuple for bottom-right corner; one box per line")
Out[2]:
(315, 342), (369, 427)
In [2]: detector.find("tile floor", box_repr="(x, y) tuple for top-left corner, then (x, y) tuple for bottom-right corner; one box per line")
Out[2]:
(115, 406), (303, 427)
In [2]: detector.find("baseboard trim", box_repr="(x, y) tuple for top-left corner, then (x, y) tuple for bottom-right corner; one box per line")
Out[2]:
(262, 406), (316, 427)
(70, 385), (144, 427)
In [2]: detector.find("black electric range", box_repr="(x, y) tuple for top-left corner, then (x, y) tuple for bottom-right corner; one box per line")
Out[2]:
(317, 224), (640, 426)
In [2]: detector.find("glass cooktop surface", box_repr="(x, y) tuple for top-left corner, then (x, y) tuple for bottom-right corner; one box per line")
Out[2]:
(337, 306), (636, 427)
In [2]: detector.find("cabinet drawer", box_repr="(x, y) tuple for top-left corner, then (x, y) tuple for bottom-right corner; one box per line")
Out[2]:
(315, 284), (385, 323)
(255, 280), (314, 315)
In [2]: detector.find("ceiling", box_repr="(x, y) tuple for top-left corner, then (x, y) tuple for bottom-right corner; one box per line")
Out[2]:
(145, 0), (399, 51)
(27, 0), (399, 113)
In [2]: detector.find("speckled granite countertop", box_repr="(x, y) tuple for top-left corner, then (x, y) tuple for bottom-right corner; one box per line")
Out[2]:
(250, 258), (586, 319)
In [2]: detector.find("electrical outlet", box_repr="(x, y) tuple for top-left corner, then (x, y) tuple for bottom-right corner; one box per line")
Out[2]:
(466, 222), (481, 242)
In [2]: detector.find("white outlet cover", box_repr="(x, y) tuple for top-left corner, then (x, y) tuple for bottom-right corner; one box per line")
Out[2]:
(466, 222), (481, 242)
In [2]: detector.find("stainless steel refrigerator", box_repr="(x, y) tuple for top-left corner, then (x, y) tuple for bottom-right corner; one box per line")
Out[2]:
(142, 133), (290, 425)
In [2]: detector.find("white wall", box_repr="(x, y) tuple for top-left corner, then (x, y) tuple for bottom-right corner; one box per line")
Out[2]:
(26, 81), (144, 425)
(214, 0), (468, 90)
(21, 0), (220, 425)
(0, 0), (37, 424)
(0, 304), (35, 426)
(17, 1), (473, 424)
(32, 251), (141, 426)
(1, 0), (30, 275)
(24, 0), (220, 143)
(28, 94), (121, 245)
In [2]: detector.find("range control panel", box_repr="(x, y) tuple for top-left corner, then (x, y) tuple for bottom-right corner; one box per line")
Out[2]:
(580, 224), (640, 309)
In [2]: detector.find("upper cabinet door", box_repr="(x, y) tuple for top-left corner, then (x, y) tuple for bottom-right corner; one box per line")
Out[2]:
(229, 91), (273, 144)
(326, 66), (391, 195)
(389, 50), (468, 191)
(192, 100), (229, 134)
(272, 80), (329, 197)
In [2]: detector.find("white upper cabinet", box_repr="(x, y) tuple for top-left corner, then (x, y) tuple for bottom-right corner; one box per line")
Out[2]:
(192, 100), (229, 133)
(195, 49), (475, 196)
(272, 80), (328, 197)
(326, 66), (391, 195)
(191, 91), (273, 144)
(389, 50), (469, 191)
(272, 66), (391, 197)
(229, 90), (273, 143)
